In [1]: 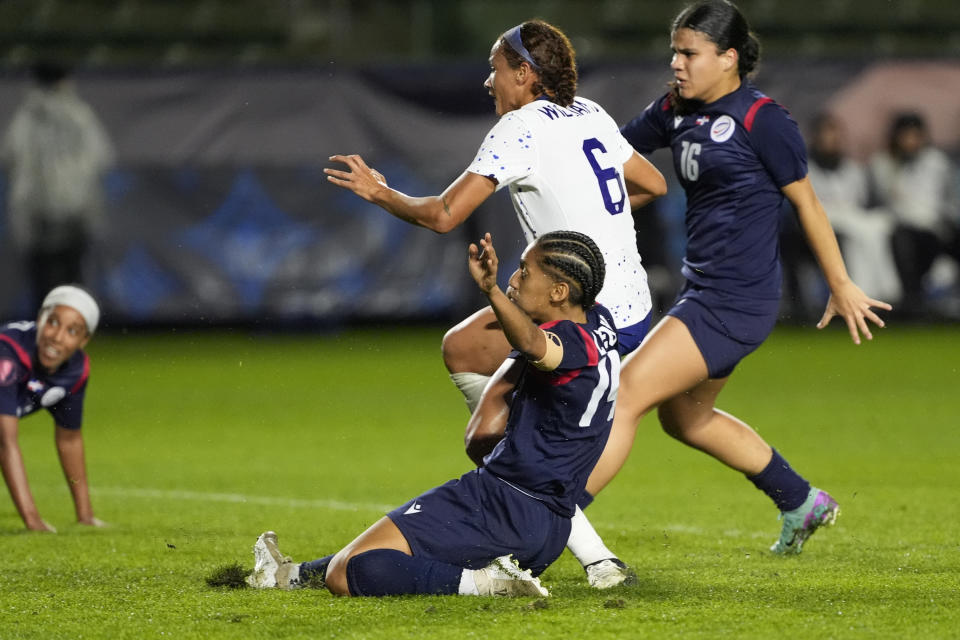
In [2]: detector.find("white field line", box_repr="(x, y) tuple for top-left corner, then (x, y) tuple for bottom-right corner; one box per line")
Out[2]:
(661, 524), (769, 540)
(92, 486), (394, 513)
(91, 486), (770, 539)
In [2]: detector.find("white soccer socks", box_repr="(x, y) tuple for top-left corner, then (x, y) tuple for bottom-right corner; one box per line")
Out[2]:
(566, 505), (618, 568)
(449, 372), (490, 414)
(458, 568), (480, 595)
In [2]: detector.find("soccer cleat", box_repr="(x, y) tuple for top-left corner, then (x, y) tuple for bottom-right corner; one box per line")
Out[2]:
(472, 555), (549, 597)
(245, 531), (302, 589)
(770, 488), (840, 555)
(584, 558), (638, 589)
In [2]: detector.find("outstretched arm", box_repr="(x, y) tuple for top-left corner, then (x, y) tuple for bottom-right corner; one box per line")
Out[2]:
(467, 233), (547, 361)
(0, 414), (55, 531)
(623, 151), (667, 211)
(55, 425), (104, 527)
(783, 176), (892, 344)
(325, 155), (496, 233)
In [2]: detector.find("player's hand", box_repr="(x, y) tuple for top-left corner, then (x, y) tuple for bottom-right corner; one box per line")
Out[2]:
(324, 154), (389, 202)
(817, 280), (892, 345)
(78, 516), (108, 528)
(26, 518), (57, 533)
(468, 233), (499, 293)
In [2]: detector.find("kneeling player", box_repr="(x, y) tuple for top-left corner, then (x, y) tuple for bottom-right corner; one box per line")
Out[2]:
(245, 231), (620, 596)
(0, 285), (105, 532)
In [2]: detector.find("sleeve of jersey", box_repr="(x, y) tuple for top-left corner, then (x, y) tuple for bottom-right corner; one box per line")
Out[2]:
(541, 320), (598, 373)
(620, 96), (671, 154)
(466, 114), (537, 190)
(593, 108), (636, 166)
(749, 104), (809, 188)
(0, 342), (26, 417)
(0, 375), (20, 417)
(612, 129), (637, 166)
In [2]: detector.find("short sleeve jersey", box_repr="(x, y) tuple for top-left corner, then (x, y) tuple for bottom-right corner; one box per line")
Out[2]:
(621, 84), (808, 299)
(482, 304), (619, 517)
(0, 322), (89, 429)
(467, 97), (652, 327)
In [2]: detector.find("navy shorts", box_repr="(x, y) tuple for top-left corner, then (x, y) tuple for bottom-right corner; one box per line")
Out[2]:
(666, 282), (779, 378)
(616, 312), (652, 357)
(387, 468), (570, 577)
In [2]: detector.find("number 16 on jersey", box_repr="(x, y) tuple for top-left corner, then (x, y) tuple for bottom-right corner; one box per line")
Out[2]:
(679, 140), (701, 181)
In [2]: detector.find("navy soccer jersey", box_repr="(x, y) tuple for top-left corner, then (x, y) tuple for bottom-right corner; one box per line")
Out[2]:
(621, 83), (808, 299)
(0, 322), (89, 430)
(482, 304), (619, 518)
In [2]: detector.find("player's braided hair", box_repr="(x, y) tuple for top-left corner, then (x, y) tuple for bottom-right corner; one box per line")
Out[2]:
(500, 20), (578, 107)
(535, 231), (606, 310)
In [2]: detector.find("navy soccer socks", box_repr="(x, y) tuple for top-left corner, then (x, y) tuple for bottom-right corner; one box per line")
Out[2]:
(345, 549), (462, 596)
(747, 448), (811, 512)
(299, 554), (335, 586)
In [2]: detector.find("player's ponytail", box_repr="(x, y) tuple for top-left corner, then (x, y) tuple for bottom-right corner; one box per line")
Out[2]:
(738, 31), (761, 76)
(535, 231), (606, 310)
(499, 20), (578, 107)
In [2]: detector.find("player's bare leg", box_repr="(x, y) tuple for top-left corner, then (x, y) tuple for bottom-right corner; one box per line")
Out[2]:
(586, 316), (710, 495)
(568, 317), (709, 586)
(443, 306), (512, 412)
(661, 386), (840, 555)
(580, 315), (835, 557)
(657, 377), (772, 475)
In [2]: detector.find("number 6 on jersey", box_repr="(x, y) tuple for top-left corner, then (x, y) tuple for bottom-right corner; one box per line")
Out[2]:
(582, 138), (627, 215)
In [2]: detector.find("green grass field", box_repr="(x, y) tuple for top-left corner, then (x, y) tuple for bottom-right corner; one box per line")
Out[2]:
(1, 324), (958, 639)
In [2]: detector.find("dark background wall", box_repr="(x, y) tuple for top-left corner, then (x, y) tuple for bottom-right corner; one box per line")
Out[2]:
(1, 1), (958, 327)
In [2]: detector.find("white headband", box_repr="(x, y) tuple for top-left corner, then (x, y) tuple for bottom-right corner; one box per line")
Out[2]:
(40, 285), (100, 335)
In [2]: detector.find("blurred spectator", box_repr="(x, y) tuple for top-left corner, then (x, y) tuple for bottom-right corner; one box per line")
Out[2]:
(1, 61), (114, 309)
(869, 112), (959, 315)
(806, 113), (900, 303)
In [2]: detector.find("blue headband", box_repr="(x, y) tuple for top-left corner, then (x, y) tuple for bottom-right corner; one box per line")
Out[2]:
(503, 24), (540, 71)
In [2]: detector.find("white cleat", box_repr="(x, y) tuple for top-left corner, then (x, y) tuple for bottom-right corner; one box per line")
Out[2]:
(472, 555), (549, 597)
(245, 531), (301, 589)
(585, 558), (637, 589)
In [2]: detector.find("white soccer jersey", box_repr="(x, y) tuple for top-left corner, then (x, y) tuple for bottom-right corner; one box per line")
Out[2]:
(467, 97), (651, 328)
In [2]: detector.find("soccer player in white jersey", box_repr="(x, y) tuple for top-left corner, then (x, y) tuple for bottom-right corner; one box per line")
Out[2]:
(325, 19), (667, 588)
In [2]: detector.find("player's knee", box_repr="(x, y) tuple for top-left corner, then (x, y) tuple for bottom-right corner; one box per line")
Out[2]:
(441, 325), (472, 373)
(612, 387), (651, 429)
(658, 401), (713, 444)
(657, 403), (686, 440)
(323, 553), (351, 596)
(342, 549), (404, 597)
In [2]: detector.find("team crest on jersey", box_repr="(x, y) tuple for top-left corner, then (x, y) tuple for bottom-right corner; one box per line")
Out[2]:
(27, 379), (44, 393)
(710, 115), (736, 142)
(0, 358), (18, 386)
(40, 386), (66, 407)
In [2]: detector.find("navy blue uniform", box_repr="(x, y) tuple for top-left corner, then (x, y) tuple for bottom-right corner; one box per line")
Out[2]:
(389, 305), (619, 575)
(0, 322), (90, 430)
(621, 84), (808, 377)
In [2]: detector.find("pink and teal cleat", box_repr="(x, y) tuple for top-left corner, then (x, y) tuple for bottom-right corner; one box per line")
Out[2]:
(770, 488), (839, 555)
